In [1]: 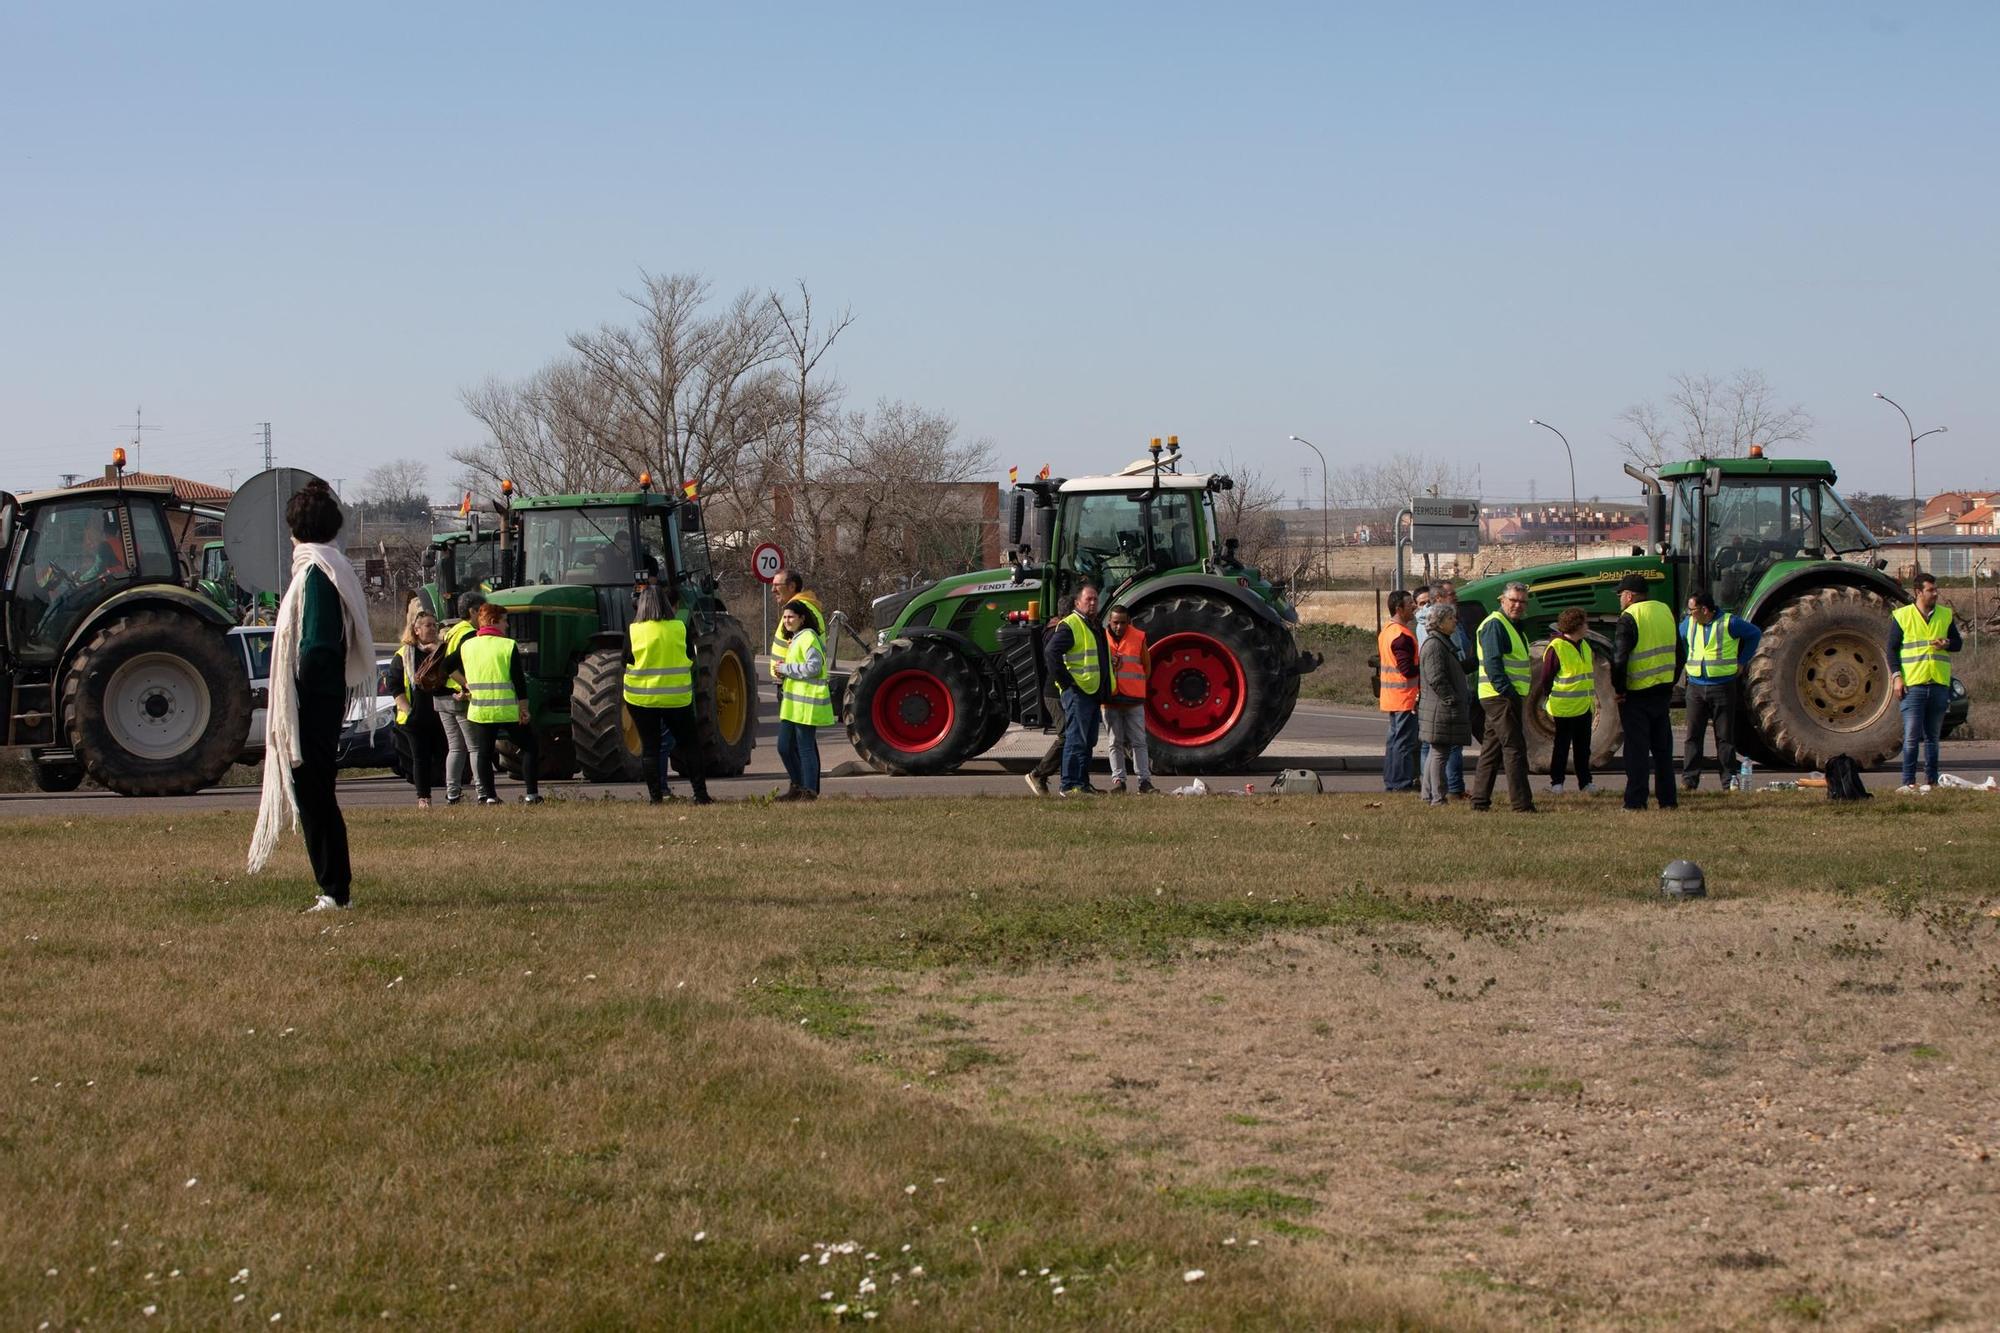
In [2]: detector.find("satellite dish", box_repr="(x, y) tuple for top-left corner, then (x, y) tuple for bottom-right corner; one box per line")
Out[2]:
(224, 468), (338, 597)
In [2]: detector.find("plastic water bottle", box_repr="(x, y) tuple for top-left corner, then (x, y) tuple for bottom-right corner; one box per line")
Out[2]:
(1736, 756), (1753, 792)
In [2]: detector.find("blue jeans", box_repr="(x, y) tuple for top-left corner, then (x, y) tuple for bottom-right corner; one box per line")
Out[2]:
(777, 719), (821, 793)
(1383, 710), (1418, 791)
(1419, 740), (1465, 795)
(1899, 682), (1950, 785)
(1060, 688), (1101, 791)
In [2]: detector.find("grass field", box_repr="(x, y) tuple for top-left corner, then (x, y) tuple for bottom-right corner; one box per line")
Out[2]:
(3, 793), (1998, 1329)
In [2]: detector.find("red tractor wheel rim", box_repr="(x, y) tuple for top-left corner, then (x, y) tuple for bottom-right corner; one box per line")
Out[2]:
(1146, 632), (1247, 747)
(872, 668), (955, 753)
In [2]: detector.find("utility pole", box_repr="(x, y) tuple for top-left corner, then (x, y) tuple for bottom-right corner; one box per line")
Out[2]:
(257, 422), (273, 471)
(118, 407), (161, 473)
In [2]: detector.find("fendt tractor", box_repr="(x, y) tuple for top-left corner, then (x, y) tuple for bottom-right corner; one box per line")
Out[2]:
(473, 480), (758, 782)
(418, 526), (503, 623)
(845, 440), (1319, 775)
(1, 459), (251, 794)
(1455, 450), (1924, 772)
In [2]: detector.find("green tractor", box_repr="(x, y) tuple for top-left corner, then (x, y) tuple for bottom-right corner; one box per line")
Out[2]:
(419, 527), (504, 623)
(0, 476), (251, 793)
(1455, 452), (1920, 771)
(477, 483), (757, 781)
(844, 442), (1318, 775)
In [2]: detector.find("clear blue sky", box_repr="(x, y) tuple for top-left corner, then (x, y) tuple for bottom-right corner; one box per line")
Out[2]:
(3, 0), (1993, 506)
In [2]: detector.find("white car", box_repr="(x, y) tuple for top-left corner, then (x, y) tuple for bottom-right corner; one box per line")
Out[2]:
(228, 626), (400, 769)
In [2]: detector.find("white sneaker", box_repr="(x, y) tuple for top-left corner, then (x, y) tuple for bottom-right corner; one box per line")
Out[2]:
(305, 894), (347, 912)
(1579, 783), (1598, 795)
(1547, 782), (1565, 795)
(1894, 784), (1919, 795)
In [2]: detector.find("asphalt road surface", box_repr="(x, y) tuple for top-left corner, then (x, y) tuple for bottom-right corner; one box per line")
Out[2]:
(5, 700), (1995, 817)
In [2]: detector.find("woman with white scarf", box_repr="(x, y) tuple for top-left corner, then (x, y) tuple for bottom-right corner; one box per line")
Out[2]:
(246, 480), (378, 910)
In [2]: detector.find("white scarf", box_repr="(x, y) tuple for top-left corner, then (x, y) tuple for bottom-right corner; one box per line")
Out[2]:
(248, 542), (378, 875)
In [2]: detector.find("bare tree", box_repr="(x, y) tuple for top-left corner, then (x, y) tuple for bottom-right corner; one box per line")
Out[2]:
(358, 459), (431, 520)
(1328, 453), (1479, 513)
(1613, 369), (1813, 471)
(1213, 454), (1287, 573)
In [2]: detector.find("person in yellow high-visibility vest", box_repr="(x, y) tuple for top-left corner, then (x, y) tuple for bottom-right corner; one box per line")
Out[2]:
(1470, 581), (1536, 813)
(447, 601), (543, 805)
(433, 592), (484, 805)
(767, 569), (826, 696)
(1533, 607), (1597, 795)
(1679, 592), (1763, 791)
(773, 598), (833, 800)
(1891, 572), (1963, 790)
(1611, 574), (1684, 811)
(1039, 584), (1109, 797)
(624, 580), (710, 805)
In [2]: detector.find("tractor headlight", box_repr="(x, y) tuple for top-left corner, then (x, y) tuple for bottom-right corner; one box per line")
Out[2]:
(876, 629), (890, 648)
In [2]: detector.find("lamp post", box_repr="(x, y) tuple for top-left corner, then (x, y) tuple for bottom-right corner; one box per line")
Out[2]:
(1872, 392), (1948, 583)
(1528, 419), (1579, 558)
(1288, 434), (1330, 587)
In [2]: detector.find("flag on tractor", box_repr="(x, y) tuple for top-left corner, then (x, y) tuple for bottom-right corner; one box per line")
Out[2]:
(1008, 465), (1019, 485)
(681, 479), (698, 500)
(1037, 464), (1052, 480)
(459, 491), (472, 517)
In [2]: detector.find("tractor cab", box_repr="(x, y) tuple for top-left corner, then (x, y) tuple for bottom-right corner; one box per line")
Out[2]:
(2, 485), (183, 663)
(422, 528), (507, 620)
(1659, 455), (1880, 613)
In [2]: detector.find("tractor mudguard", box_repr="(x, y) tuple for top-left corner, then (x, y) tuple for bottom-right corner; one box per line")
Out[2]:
(1119, 574), (1296, 630)
(65, 584), (235, 659)
(1742, 562), (1908, 623)
(900, 625), (982, 656)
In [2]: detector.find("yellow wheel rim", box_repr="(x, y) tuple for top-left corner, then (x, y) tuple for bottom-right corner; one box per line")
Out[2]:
(716, 651), (747, 745)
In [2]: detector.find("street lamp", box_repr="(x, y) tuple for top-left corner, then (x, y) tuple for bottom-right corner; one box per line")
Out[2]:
(1873, 392), (1948, 583)
(1527, 419), (1580, 558)
(1288, 434), (1330, 586)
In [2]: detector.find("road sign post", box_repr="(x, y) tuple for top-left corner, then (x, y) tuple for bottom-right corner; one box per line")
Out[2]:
(753, 543), (785, 656)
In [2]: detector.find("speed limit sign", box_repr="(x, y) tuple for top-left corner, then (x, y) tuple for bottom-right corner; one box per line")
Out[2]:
(752, 542), (786, 584)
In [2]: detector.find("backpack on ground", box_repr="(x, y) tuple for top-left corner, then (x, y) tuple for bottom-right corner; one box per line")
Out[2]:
(1269, 768), (1324, 795)
(1825, 754), (1870, 802)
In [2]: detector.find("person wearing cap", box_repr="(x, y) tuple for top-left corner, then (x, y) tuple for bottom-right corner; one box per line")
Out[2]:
(1680, 591), (1762, 791)
(773, 597), (833, 800)
(1612, 573), (1684, 811)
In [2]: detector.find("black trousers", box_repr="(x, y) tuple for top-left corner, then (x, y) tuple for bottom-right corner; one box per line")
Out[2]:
(1619, 686), (1678, 810)
(293, 692), (351, 903)
(468, 719), (540, 798)
(1471, 695), (1534, 812)
(399, 709), (444, 800)
(1549, 713), (1592, 787)
(1683, 681), (1738, 788)
(631, 704), (706, 798)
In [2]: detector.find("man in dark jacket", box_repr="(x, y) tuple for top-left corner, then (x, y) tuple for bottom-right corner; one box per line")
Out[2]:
(1612, 574), (1685, 810)
(1029, 584), (1111, 797)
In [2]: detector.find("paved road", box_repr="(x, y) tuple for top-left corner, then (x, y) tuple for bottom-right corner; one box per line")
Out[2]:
(4, 699), (1995, 817)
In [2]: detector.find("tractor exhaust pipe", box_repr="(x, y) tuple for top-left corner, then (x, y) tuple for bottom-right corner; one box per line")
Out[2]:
(1624, 464), (1665, 556)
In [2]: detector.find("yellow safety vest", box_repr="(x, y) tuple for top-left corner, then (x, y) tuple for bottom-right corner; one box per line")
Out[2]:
(1685, 615), (1740, 683)
(459, 634), (521, 724)
(1892, 604), (1954, 687)
(1476, 612), (1530, 701)
(443, 619), (476, 655)
(1545, 637), (1595, 717)
(395, 646), (418, 725)
(779, 627), (833, 726)
(1060, 612), (1101, 694)
(624, 619), (694, 709)
(1621, 600), (1676, 691)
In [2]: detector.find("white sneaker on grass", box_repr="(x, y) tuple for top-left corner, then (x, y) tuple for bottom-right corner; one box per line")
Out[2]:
(1579, 783), (1598, 795)
(305, 894), (347, 913)
(1547, 782), (1565, 795)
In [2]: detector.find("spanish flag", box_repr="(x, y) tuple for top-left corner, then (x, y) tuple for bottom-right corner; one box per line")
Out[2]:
(1008, 465), (1019, 485)
(681, 479), (699, 500)
(459, 491), (472, 517)
(1037, 464), (1052, 480)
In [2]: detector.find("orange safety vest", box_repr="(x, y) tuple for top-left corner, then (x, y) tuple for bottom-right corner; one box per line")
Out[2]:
(1378, 620), (1418, 713)
(1107, 625), (1148, 700)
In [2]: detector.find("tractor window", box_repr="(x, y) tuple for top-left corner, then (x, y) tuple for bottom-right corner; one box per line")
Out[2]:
(458, 537), (501, 589)
(1819, 485), (1877, 555)
(1060, 490), (1201, 591)
(130, 504), (178, 580)
(10, 500), (137, 656)
(1706, 482), (1818, 609)
(1669, 480), (1696, 555)
(520, 507), (636, 586)
(1146, 493), (1200, 568)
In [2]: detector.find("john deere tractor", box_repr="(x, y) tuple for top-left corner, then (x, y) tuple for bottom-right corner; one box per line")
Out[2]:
(418, 527), (503, 622)
(1455, 452), (1919, 772)
(476, 483), (756, 780)
(844, 442), (1318, 775)
(1, 476), (251, 793)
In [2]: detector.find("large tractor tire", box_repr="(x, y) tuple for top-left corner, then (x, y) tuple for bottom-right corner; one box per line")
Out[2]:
(1135, 595), (1295, 775)
(966, 704), (1013, 760)
(1743, 585), (1903, 770)
(844, 636), (990, 775)
(571, 647), (643, 783)
(1521, 636), (1624, 776)
(61, 609), (251, 796)
(688, 615), (756, 778)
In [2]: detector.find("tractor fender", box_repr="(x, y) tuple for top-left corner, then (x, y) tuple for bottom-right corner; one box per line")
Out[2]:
(900, 625), (982, 658)
(1120, 574), (1296, 630)
(1743, 563), (1908, 625)
(64, 585), (234, 665)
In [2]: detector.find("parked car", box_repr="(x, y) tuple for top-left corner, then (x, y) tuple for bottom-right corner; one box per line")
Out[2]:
(1942, 676), (1971, 740)
(228, 627), (400, 771)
